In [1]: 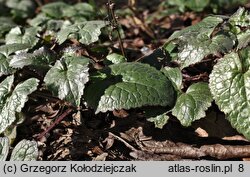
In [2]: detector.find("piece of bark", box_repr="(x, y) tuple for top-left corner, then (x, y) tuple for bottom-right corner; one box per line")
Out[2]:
(138, 136), (250, 159)
(107, 127), (250, 160)
(140, 141), (205, 158)
(200, 144), (250, 159)
(132, 127), (250, 160)
(130, 150), (181, 161)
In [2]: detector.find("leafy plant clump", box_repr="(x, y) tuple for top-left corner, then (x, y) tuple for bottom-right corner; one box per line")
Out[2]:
(0, 1), (250, 160)
(163, 7), (250, 139)
(162, 0), (248, 13)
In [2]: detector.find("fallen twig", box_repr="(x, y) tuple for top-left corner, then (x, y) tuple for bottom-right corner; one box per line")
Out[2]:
(108, 127), (250, 160)
(37, 108), (73, 140)
(107, 132), (137, 152)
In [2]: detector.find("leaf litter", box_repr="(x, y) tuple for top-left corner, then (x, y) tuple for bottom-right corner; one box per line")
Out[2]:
(1, 0), (250, 161)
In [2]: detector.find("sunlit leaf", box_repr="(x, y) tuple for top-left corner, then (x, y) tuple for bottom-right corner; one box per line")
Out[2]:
(57, 21), (107, 45)
(0, 76), (39, 133)
(209, 47), (250, 140)
(90, 62), (175, 113)
(44, 56), (90, 106)
(0, 137), (9, 161)
(10, 140), (38, 161)
(172, 82), (213, 126)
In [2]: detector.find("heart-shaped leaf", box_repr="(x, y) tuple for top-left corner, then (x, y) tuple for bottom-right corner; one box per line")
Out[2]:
(44, 56), (90, 106)
(0, 43), (30, 56)
(172, 82), (213, 126)
(0, 76), (39, 133)
(57, 21), (107, 45)
(209, 47), (250, 140)
(0, 43), (31, 77)
(10, 140), (38, 161)
(5, 26), (39, 47)
(164, 16), (235, 69)
(62, 2), (94, 22)
(10, 47), (56, 70)
(41, 2), (68, 18)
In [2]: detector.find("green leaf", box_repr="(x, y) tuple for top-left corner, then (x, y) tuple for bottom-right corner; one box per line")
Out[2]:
(0, 43), (30, 77)
(209, 47), (250, 140)
(0, 137), (9, 161)
(95, 62), (175, 113)
(44, 56), (90, 106)
(0, 76), (39, 133)
(0, 53), (14, 77)
(167, 16), (223, 42)
(166, 0), (209, 12)
(236, 30), (250, 50)
(46, 19), (71, 32)
(147, 114), (170, 129)
(10, 47), (56, 70)
(183, 32), (235, 67)
(29, 13), (52, 28)
(229, 7), (250, 27)
(172, 82), (213, 126)
(210, 0), (248, 13)
(175, 33), (234, 68)
(104, 53), (127, 65)
(161, 66), (182, 91)
(164, 17), (224, 69)
(166, 0), (186, 12)
(41, 2), (68, 18)
(0, 43), (30, 56)
(185, 0), (209, 12)
(10, 140), (38, 161)
(144, 107), (170, 128)
(164, 16), (234, 69)
(57, 21), (107, 45)
(0, 17), (16, 38)
(6, 0), (36, 19)
(62, 2), (94, 22)
(0, 75), (13, 108)
(29, 13), (71, 32)
(5, 27), (39, 47)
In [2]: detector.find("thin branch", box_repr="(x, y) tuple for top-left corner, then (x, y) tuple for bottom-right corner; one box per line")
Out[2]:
(37, 108), (73, 140)
(108, 132), (137, 151)
(107, 0), (126, 57)
(127, 2), (155, 39)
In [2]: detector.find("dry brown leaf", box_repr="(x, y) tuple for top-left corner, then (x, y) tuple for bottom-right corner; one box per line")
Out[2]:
(223, 135), (249, 142)
(93, 153), (108, 161)
(195, 127), (209, 137)
(103, 134), (115, 149)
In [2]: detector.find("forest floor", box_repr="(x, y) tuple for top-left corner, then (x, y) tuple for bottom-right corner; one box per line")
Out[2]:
(10, 0), (250, 161)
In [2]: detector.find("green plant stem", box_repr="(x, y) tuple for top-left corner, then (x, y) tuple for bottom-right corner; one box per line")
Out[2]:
(37, 108), (73, 140)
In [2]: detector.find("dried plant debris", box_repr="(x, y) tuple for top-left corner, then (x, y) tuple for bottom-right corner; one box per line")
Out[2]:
(0, 0), (249, 161)
(105, 127), (250, 160)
